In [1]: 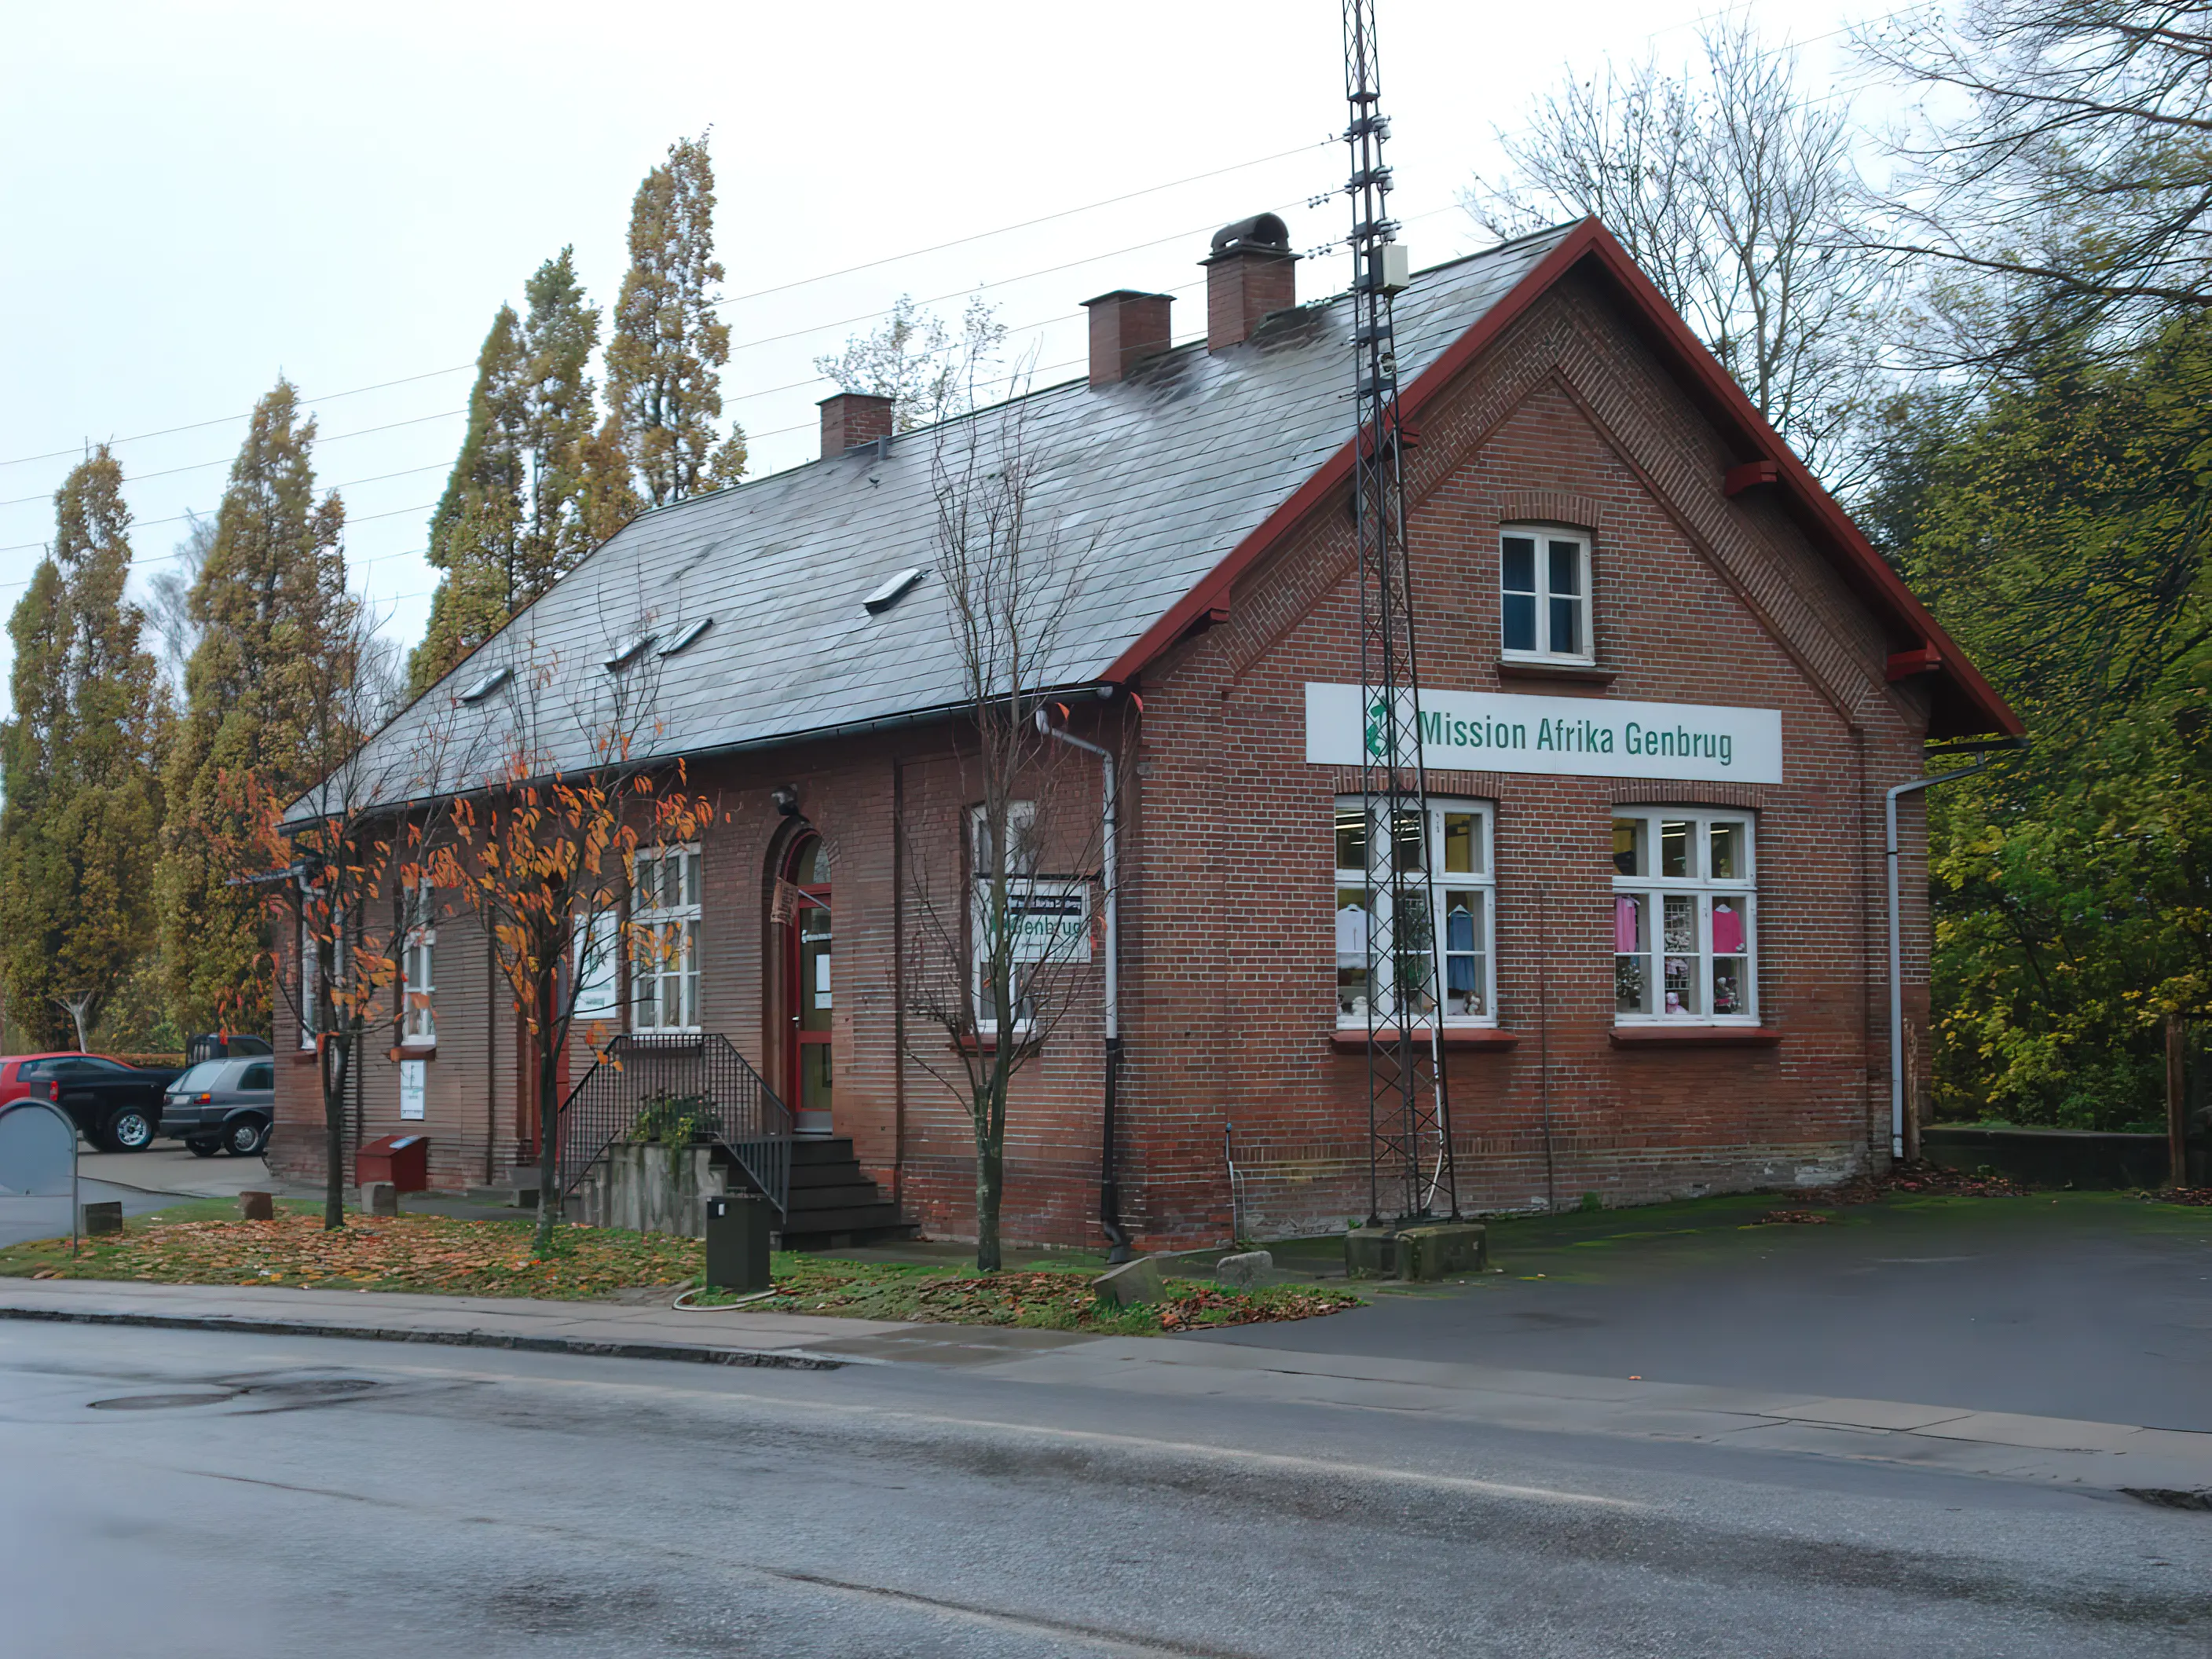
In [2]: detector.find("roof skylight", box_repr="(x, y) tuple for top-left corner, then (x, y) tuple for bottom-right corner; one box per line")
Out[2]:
(657, 617), (712, 656)
(603, 633), (656, 671)
(459, 666), (511, 703)
(863, 567), (925, 614)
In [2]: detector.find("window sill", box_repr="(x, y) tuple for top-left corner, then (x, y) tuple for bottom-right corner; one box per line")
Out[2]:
(958, 1031), (1041, 1056)
(389, 1045), (437, 1063)
(1332, 1027), (1522, 1052)
(1609, 1026), (1778, 1049)
(1496, 657), (1617, 686)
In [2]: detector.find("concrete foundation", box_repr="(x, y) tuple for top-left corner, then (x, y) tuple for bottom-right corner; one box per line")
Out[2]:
(576, 1142), (727, 1238)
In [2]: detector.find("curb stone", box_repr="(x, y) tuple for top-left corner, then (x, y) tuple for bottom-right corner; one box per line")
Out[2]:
(0, 1302), (851, 1371)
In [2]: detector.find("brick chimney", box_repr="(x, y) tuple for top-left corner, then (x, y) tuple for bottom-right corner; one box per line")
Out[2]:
(1203, 214), (1298, 352)
(1081, 290), (1174, 386)
(819, 392), (895, 458)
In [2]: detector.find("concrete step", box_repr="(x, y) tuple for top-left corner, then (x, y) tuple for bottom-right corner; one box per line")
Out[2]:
(785, 1181), (884, 1211)
(779, 1201), (912, 1237)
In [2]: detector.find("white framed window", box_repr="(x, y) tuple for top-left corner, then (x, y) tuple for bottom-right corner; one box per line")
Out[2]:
(632, 844), (701, 1031)
(1500, 526), (1592, 662)
(573, 908), (620, 1024)
(969, 801), (1041, 1035)
(298, 918), (320, 1049)
(401, 882), (436, 1046)
(1334, 797), (1496, 1027)
(1612, 810), (1757, 1023)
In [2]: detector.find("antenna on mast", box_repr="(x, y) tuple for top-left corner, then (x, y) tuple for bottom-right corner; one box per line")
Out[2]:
(1343, 0), (1457, 1225)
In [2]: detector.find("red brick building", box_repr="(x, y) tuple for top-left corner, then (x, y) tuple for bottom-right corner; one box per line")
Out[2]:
(273, 215), (2019, 1247)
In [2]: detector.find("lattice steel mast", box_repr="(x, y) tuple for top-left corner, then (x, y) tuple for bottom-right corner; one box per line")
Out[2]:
(1345, 0), (1457, 1224)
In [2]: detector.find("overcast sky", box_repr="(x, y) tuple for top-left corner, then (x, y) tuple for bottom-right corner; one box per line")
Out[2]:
(0, 0), (1880, 686)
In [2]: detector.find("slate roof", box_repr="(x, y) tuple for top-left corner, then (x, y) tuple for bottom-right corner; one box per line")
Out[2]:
(306, 225), (1576, 820)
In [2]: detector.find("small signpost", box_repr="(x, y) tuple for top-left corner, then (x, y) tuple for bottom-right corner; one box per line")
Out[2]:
(0, 1099), (81, 1254)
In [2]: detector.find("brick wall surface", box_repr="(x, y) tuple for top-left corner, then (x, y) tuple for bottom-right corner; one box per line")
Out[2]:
(276, 276), (1943, 1251)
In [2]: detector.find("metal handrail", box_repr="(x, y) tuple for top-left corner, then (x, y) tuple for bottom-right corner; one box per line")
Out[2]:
(555, 1032), (793, 1217)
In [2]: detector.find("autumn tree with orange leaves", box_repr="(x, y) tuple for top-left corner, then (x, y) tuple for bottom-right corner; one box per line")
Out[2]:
(222, 598), (420, 1231)
(428, 649), (712, 1252)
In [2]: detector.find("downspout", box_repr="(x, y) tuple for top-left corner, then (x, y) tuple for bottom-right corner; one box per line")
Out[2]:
(1036, 701), (1133, 1263)
(1885, 755), (1998, 1161)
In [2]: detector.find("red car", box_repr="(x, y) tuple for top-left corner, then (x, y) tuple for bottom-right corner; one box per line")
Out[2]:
(0, 1053), (185, 1151)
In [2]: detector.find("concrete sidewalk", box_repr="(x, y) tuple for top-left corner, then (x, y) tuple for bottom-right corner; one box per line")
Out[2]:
(4, 1277), (2207, 1500)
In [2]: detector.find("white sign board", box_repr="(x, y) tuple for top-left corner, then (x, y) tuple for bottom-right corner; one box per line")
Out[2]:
(1004, 881), (1092, 963)
(399, 1060), (426, 1121)
(1304, 683), (1783, 784)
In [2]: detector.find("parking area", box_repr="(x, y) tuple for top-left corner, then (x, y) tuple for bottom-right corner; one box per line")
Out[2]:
(1198, 1192), (2212, 1431)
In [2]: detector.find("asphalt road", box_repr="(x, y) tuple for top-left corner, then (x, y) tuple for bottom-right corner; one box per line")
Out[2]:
(1209, 1196), (2212, 1430)
(1, 1320), (2203, 1657)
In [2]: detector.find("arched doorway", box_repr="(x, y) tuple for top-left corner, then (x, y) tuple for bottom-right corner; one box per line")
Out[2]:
(779, 833), (833, 1134)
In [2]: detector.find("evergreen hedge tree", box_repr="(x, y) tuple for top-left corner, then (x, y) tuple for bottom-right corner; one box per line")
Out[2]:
(607, 134), (747, 510)
(0, 448), (164, 1051)
(159, 380), (351, 1035)
(412, 249), (618, 692)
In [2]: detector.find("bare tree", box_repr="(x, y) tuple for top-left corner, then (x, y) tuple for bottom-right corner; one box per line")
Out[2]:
(1467, 18), (1888, 488)
(1861, 2), (2212, 366)
(816, 296), (1009, 432)
(145, 513), (214, 700)
(900, 349), (1112, 1273)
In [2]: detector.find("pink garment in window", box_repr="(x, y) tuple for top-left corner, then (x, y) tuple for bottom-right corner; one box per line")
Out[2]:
(1613, 895), (1640, 954)
(1712, 903), (1745, 954)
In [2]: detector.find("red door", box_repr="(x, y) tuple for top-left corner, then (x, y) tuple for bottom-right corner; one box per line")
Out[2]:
(781, 835), (832, 1133)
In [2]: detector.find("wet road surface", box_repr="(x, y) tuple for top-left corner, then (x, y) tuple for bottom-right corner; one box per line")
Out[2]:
(1, 1319), (2203, 1657)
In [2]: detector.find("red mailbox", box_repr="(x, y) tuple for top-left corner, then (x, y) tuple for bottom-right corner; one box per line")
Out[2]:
(357, 1134), (429, 1192)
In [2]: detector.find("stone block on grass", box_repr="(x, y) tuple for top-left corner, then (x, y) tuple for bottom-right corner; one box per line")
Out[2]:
(1343, 1227), (1399, 1279)
(1213, 1250), (1273, 1290)
(237, 1190), (274, 1221)
(361, 1181), (398, 1218)
(1395, 1223), (1487, 1280)
(1093, 1255), (1166, 1307)
(79, 1200), (123, 1236)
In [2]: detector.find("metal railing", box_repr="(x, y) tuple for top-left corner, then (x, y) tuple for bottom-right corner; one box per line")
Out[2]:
(555, 1033), (792, 1216)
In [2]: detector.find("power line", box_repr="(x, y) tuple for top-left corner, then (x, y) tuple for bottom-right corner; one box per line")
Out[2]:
(715, 138), (1330, 308)
(0, 496), (438, 558)
(0, 139), (1331, 475)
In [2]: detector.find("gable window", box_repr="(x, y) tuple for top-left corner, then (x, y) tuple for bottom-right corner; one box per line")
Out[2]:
(1334, 797), (1496, 1026)
(1500, 526), (1591, 662)
(401, 882), (437, 1046)
(1612, 810), (1756, 1023)
(632, 844), (701, 1031)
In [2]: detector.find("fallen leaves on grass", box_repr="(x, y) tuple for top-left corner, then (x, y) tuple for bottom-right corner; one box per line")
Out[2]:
(1747, 1209), (1837, 1226)
(736, 1259), (1361, 1335)
(0, 1212), (701, 1300)
(2151, 1187), (2212, 1207)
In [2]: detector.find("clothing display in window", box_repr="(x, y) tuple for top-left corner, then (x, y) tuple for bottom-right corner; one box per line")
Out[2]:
(1712, 901), (1745, 955)
(1335, 902), (1369, 958)
(1614, 895), (1641, 954)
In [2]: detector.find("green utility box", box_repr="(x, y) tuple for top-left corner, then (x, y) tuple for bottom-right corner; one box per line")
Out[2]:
(704, 1192), (773, 1292)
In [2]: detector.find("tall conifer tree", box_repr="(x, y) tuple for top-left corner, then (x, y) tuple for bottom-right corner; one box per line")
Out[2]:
(412, 305), (529, 690)
(606, 134), (748, 508)
(159, 380), (351, 1033)
(0, 449), (163, 1049)
(412, 249), (616, 692)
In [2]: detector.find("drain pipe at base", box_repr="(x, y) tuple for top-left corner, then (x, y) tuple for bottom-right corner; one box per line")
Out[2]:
(1885, 754), (2001, 1161)
(1037, 700), (1133, 1263)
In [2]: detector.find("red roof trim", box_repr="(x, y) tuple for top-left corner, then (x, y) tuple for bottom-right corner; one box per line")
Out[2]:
(1103, 219), (2021, 739)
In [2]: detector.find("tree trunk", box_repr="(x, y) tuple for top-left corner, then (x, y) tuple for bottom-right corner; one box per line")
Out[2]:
(533, 975), (562, 1254)
(972, 1079), (1005, 1273)
(60, 994), (96, 1053)
(322, 1035), (349, 1231)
